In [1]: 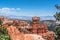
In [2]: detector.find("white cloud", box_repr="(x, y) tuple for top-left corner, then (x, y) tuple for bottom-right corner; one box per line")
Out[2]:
(0, 8), (21, 14)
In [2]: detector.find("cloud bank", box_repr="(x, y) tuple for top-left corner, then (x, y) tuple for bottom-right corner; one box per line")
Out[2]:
(0, 8), (21, 16)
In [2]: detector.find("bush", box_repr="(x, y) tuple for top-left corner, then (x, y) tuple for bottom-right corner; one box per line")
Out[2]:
(0, 26), (11, 40)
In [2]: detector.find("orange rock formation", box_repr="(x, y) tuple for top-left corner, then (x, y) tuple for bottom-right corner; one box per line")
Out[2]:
(6, 25), (45, 40)
(7, 26), (24, 40)
(1, 16), (55, 40)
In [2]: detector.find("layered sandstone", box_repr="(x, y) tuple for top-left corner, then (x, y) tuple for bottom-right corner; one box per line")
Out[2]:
(6, 26), (45, 40)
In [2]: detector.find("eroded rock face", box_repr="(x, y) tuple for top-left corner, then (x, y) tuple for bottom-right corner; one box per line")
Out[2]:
(7, 26), (24, 40)
(6, 26), (45, 40)
(24, 34), (45, 40)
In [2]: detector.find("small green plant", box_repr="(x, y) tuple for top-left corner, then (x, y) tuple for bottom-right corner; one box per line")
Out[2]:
(0, 26), (11, 40)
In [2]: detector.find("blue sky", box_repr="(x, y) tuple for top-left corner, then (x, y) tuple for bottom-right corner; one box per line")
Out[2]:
(0, 0), (60, 16)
